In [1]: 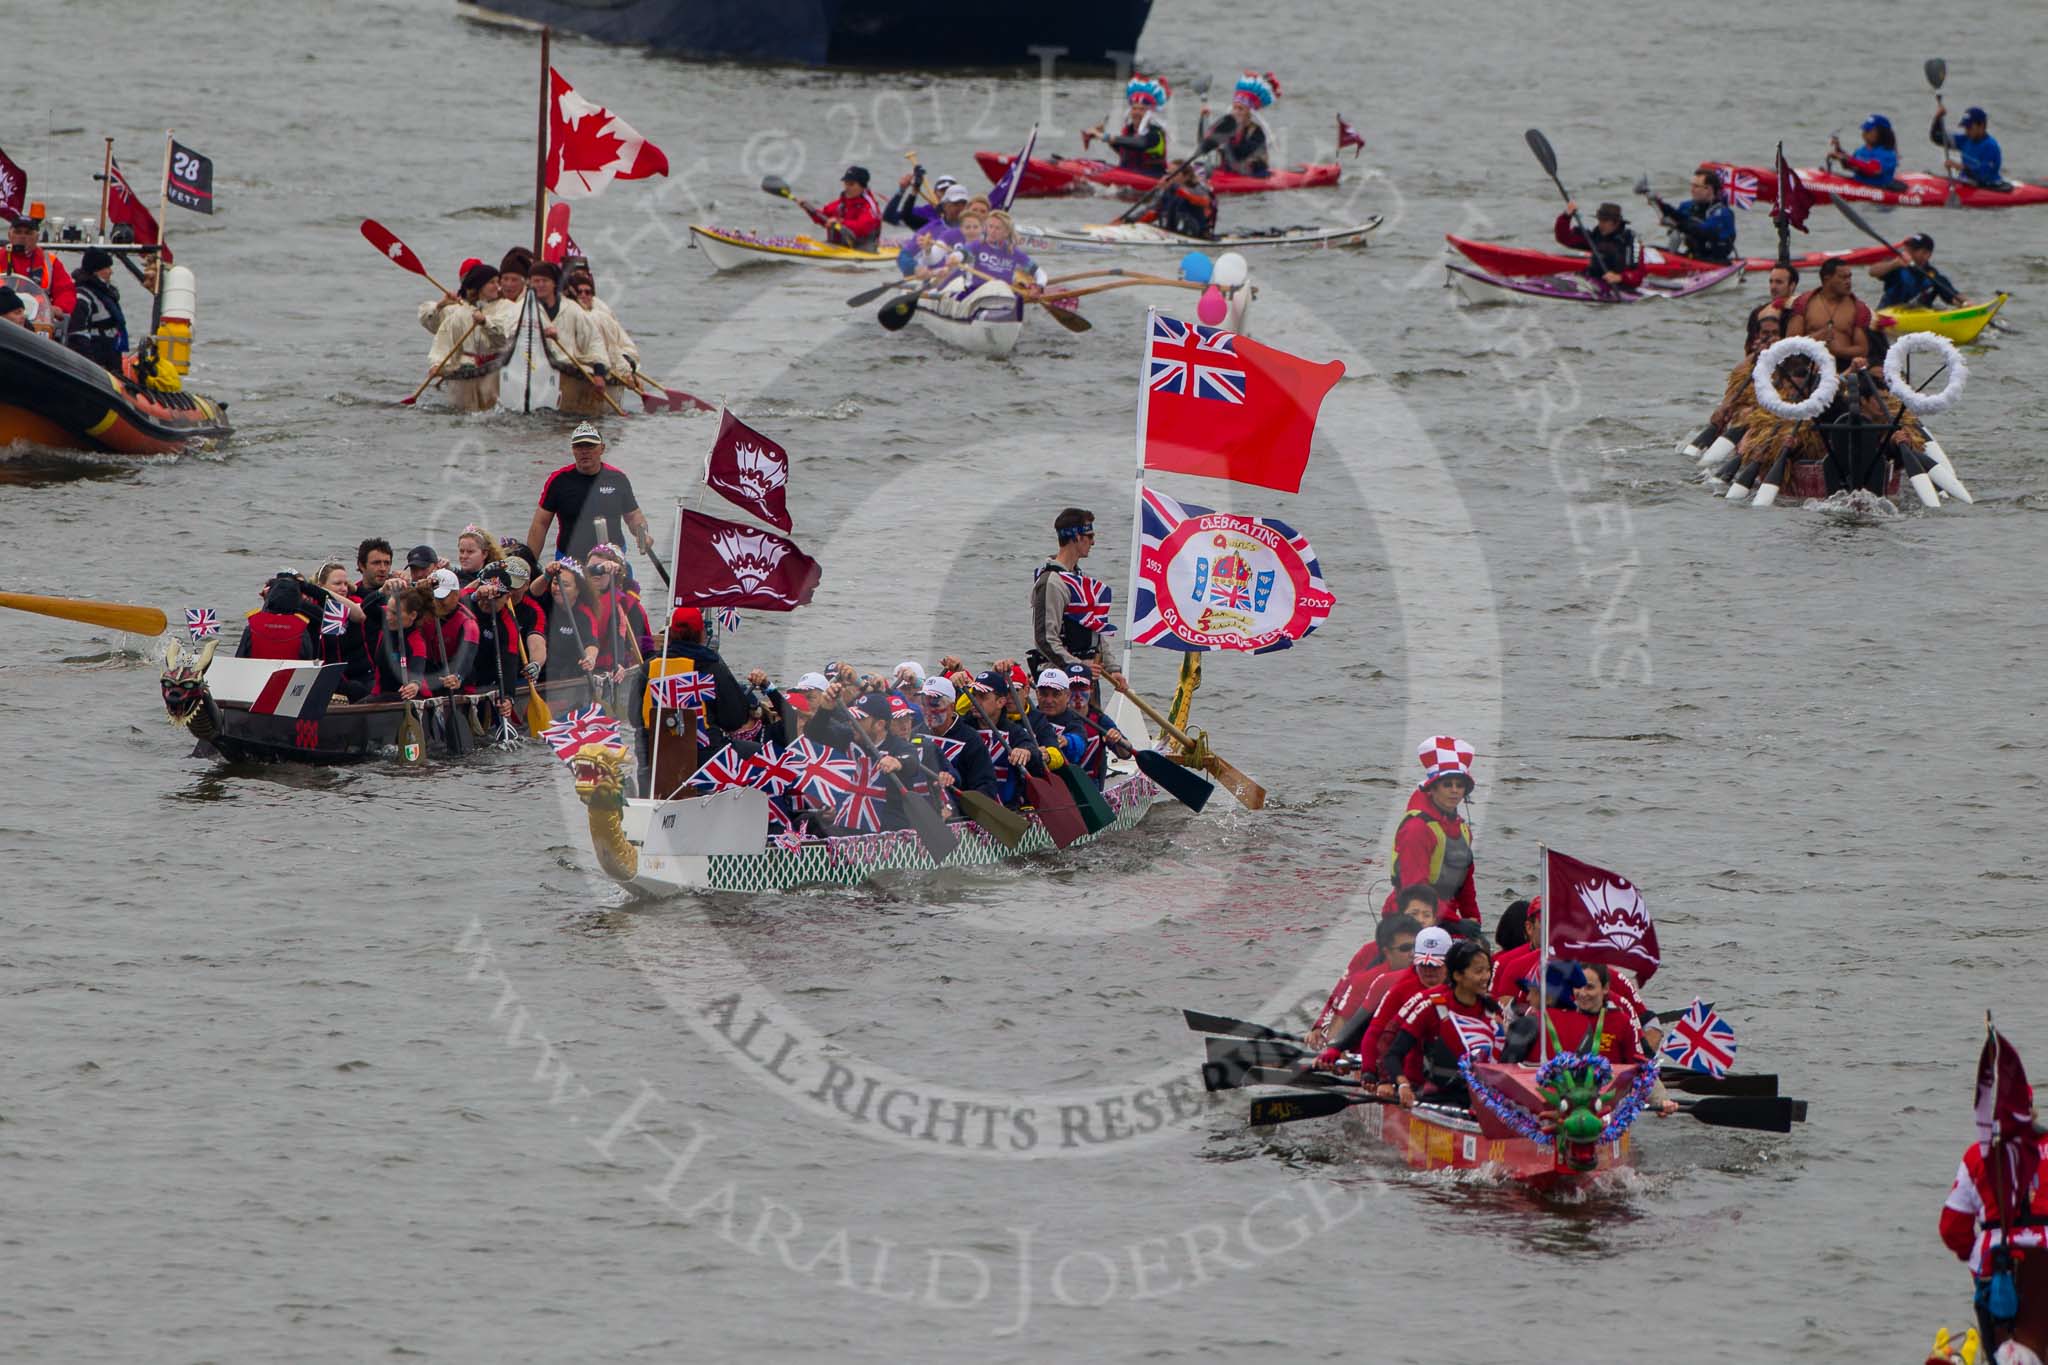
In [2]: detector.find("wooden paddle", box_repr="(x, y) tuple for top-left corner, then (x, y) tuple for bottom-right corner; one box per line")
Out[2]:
(1001, 692), (1088, 848)
(0, 591), (165, 636)
(546, 341), (629, 417)
(1102, 676), (1264, 809)
(405, 317), (481, 405)
(396, 700), (428, 765)
(952, 261), (1091, 333)
(509, 621), (552, 737)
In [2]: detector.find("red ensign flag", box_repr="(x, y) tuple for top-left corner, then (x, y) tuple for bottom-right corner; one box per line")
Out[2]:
(1139, 312), (1343, 494)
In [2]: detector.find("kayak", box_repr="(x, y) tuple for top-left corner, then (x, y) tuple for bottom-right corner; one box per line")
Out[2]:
(689, 224), (902, 272)
(1445, 233), (1905, 279)
(1019, 217), (1380, 251)
(973, 151), (1342, 198)
(1706, 162), (2048, 209)
(1875, 292), (2008, 344)
(1447, 260), (1744, 305)
(911, 275), (1025, 359)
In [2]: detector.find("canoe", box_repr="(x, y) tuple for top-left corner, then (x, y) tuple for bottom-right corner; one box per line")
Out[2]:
(1706, 162), (2048, 209)
(1019, 217), (1380, 251)
(1445, 233), (1905, 279)
(912, 275), (1025, 358)
(1875, 292), (2008, 344)
(0, 296), (231, 456)
(973, 151), (1342, 198)
(579, 754), (1166, 896)
(689, 224), (903, 272)
(1446, 260), (1744, 305)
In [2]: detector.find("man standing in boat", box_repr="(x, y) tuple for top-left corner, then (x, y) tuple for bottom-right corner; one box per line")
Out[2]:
(1030, 508), (1125, 691)
(526, 424), (655, 567)
(795, 167), (882, 251)
(3, 213), (75, 326)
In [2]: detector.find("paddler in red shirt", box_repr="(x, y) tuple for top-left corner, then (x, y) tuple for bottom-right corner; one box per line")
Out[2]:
(1306, 913), (1422, 1048)
(1318, 925), (1454, 1085)
(1379, 940), (1504, 1108)
(1383, 736), (1482, 926)
(796, 166), (883, 250)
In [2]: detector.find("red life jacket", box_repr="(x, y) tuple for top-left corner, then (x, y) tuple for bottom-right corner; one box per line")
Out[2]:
(1541, 1004), (1644, 1064)
(244, 611), (310, 659)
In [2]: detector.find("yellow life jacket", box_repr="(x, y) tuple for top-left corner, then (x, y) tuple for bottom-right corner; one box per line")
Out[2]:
(642, 654), (699, 729)
(1389, 806), (1472, 901)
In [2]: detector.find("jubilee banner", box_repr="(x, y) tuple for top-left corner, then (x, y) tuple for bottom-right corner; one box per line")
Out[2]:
(1128, 485), (1333, 654)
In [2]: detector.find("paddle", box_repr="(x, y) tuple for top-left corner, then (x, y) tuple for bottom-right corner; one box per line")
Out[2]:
(1248, 1086), (1798, 1133)
(1248, 1089), (1370, 1126)
(485, 599), (522, 745)
(1002, 689), (1088, 848)
(360, 219), (455, 297)
(0, 591), (165, 636)
(509, 614), (552, 737)
(878, 279), (945, 331)
(842, 729), (959, 863)
(1116, 131), (1221, 225)
(954, 786), (1033, 850)
(1183, 1008), (1301, 1042)
(396, 700), (428, 765)
(1524, 129), (1600, 252)
(1102, 676), (1261, 809)
(849, 276), (922, 308)
(425, 613), (475, 757)
(644, 546), (671, 589)
(952, 260), (1091, 333)
(405, 318), (480, 406)
(1925, 58), (1962, 187)
(760, 175), (795, 202)
(1133, 748), (1214, 812)
(1828, 198), (1964, 306)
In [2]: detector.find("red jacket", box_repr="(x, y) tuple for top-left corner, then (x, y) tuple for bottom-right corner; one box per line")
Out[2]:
(2, 244), (77, 315)
(1941, 1136), (2048, 1273)
(806, 191), (881, 247)
(1311, 961), (1392, 1034)
(1385, 987), (1503, 1088)
(1552, 212), (1647, 289)
(1359, 966), (1434, 1084)
(1382, 787), (1479, 922)
(1540, 1004), (1645, 1064)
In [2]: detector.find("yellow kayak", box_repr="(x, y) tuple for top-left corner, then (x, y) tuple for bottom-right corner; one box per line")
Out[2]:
(688, 224), (900, 272)
(1876, 292), (2008, 343)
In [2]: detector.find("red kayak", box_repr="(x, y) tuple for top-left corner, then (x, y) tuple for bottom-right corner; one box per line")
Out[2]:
(974, 151), (1341, 198)
(1446, 233), (1907, 279)
(1705, 161), (2048, 209)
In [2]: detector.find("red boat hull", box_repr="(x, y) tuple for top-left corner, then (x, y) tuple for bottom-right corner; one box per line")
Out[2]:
(1348, 1102), (1632, 1191)
(1704, 162), (2048, 209)
(974, 151), (1341, 198)
(1445, 233), (1905, 278)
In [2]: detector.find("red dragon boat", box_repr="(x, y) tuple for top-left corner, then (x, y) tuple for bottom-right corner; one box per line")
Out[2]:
(973, 151), (1341, 198)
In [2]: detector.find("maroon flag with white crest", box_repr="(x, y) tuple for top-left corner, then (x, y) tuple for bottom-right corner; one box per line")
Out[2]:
(672, 509), (820, 611)
(1544, 847), (1661, 983)
(1336, 116), (1365, 158)
(1977, 1016), (2039, 1233)
(0, 144), (26, 218)
(705, 409), (793, 531)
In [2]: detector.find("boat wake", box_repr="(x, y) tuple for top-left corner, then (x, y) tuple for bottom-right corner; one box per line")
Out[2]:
(1808, 489), (1905, 523)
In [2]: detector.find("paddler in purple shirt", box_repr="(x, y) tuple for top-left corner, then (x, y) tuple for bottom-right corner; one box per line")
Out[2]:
(966, 210), (1047, 294)
(898, 183), (973, 274)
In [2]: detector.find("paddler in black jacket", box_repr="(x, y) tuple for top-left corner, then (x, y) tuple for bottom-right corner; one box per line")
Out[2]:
(915, 676), (1000, 799)
(1554, 201), (1647, 289)
(64, 247), (127, 372)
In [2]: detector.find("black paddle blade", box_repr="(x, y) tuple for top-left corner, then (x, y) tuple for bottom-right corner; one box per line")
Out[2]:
(1135, 748), (1213, 812)
(877, 294), (918, 331)
(885, 774), (958, 863)
(1830, 196), (1891, 252)
(1205, 1036), (1310, 1069)
(1680, 1095), (1795, 1134)
(760, 175), (790, 197)
(1181, 1008), (1302, 1043)
(1524, 128), (1558, 176)
(848, 279), (909, 308)
(1660, 1069), (1778, 1098)
(1925, 57), (1947, 90)
(1249, 1090), (1357, 1127)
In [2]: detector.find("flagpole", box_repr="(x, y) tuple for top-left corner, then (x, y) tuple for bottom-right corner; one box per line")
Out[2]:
(647, 501), (679, 802)
(97, 137), (113, 241)
(1123, 307), (1155, 696)
(1537, 841), (1550, 1064)
(153, 130), (173, 296)
(533, 27), (551, 259)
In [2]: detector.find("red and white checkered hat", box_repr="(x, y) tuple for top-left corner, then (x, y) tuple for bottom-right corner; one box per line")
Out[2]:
(1416, 735), (1476, 788)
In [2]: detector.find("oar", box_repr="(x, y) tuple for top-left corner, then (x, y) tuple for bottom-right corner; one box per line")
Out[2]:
(1925, 58), (1961, 187)
(953, 786), (1033, 850)
(1674, 1095), (1797, 1133)
(760, 175), (795, 202)
(396, 700), (428, 766)
(0, 591), (165, 635)
(1115, 135), (1220, 225)
(1524, 129), (1602, 263)
(644, 546), (672, 589)
(848, 276), (922, 308)
(952, 261), (1091, 333)
(360, 219), (455, 297)
(1102, 676), (1260, 809)
(1828, 198), (1963, 304)
(403, 318), (480, 406)
(1248, 1089), (1371, 1127)
(1182, 1008), (1302, 1043)
(1036, 278), (1203, 306)
(547, 340), (630, 417)
(486, 601), (522, 745)
(878, 278), (946, 331)
(509, 615), (552, 736)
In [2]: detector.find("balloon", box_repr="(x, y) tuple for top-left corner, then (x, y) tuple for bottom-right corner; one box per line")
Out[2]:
(1179, 251), (1213, 284)
(1196, 285), (1229, 326)
(1212, 252), (1249, 288)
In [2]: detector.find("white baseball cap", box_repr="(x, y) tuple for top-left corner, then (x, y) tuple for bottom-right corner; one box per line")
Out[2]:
(428, 568), (461, 600)
(942, 185), (971, 205)
(1035, 668), (1070, 689)
(921, 676), (957, 704)
(795, 672), (830, 691)
(1412, 926), (1454, 965)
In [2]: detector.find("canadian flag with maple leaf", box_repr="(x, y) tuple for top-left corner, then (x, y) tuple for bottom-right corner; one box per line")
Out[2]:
(548, 69), (669, 200)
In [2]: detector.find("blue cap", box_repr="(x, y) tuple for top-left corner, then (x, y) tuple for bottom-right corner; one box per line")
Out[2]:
(1861, 113), (1892, 132)
(1963, 106), (1988, 126)
(970, 669), (1004, 694)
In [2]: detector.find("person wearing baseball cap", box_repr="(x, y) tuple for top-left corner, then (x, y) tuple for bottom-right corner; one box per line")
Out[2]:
(404, 544), (441, 583)
(794, 166), (882, 250)
(1029, 668), (1089, 770)
(526, 422), (653, 567)
(417, 568), (481, 698)
(913, 675), (1001, 801)
(1872, 231), (1966, 310)
(1382, 735), (1481, 926)
(1829, 113), (1902, 188)
(1554, 197), (1644, 289)
(1931, 99), (2005, 189)
(1317, 924), (1457, 1081)
(3, 212), (75, 321)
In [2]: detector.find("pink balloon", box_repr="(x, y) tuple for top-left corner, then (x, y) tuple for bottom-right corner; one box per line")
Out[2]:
(1196, 285), (1229, 325)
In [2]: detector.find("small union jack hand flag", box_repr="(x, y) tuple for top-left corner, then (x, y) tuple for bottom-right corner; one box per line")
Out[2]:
(652, 671), (717, 708)
(716, 608), (742, 633)
(321, 598), (350, 637)
(540, 703), (623, 759)
(185, 607), (220, 639)
(685, 746), (752, 793)
(831, 752), (890, 833)
(1659, 998), (1738, 1077)
(739, 743), (800, 796)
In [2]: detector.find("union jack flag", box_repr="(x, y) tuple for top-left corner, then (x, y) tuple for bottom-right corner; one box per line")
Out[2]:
(765, 799), (808, 851)
(740, 743), (799, 796)
(1447, 1008), (1501, 1061)
(716, 608), (742, 633)
(320, 598), (350, 637)
(650, 671), (716, 708)
(1147, 313), (1245, 404)
(1059, 571), (1118, 636)
(785, 737), (857, 807)
(540, 703), (623, 759)
(1660, 998), (1738, 1077)
(831, 752), (890, 832)
(185, 607), (220, 639)
(931, 734), (966, 765)
(979, 728), (1013, 783)
(685, 746), (752, 793)
(1713, 164), (1759, 210)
